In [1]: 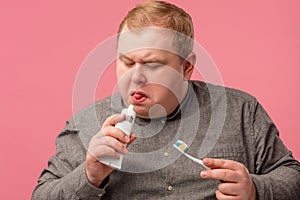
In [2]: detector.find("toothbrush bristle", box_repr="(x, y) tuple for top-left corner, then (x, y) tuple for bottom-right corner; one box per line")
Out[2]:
(175, 140), (189, 153)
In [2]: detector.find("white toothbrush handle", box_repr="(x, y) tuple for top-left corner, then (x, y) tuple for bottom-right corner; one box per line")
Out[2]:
(184, 153), (210, 170)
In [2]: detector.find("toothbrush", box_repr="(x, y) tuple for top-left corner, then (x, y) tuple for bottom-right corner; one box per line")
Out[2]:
(173, 140), (210, 170)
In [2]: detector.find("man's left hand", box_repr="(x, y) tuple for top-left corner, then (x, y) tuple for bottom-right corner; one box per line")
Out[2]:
(200, 158), (257, 200)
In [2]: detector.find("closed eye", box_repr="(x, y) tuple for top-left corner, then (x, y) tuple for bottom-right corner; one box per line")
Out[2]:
(119, 57), (135, 67)
(123, 62), (135, 67)
(144, 63), (164, 69)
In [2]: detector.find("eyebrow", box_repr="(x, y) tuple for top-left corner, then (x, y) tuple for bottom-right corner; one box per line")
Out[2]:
(118, 55), (132, 61)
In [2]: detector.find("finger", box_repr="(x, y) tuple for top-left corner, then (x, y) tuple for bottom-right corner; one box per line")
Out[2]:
(215, 190), (238, 200)
(203, 158), (242, 171)
(127, 133), (137, 145)
(99, 126), (130, 143)
(88, 145), (121, 160)
(93, 136), (128, 154)
(102, 114), (125, 128)
(217, 182), (240, 196)
(200, 169), (240, 182)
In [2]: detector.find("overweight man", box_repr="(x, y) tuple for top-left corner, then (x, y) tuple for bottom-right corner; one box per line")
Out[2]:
(32, 1), (300, 199)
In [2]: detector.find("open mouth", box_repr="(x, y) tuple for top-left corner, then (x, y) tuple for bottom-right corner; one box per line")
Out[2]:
(130, 90), (147, 103)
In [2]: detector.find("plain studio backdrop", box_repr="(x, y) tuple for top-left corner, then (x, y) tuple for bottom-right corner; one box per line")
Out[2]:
(0, 1), (299, 199)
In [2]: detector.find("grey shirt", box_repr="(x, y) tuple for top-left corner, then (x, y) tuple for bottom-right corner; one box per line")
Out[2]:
(32, 81), (300, 200)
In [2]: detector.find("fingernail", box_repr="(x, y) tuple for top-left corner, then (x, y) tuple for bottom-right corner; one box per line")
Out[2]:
(124, 136), (130, 142)
(200, 170), (207, 178)
(203, 158), (210, 165)
(123, 147), (128, 153)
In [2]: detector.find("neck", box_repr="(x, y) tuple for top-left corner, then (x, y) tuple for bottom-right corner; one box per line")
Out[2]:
(138, 80), (190, 120)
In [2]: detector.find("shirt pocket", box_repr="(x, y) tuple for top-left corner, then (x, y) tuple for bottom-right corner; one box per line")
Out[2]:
(206, 145), (247, 166)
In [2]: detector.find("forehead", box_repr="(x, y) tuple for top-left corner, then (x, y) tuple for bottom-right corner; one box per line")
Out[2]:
(117, 27), (179, 57)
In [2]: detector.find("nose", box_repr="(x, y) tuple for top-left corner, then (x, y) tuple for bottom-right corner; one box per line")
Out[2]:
(131, 63), (147, 85)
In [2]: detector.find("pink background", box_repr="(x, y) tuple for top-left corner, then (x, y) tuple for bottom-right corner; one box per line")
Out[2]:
(1, 1), (299, 199)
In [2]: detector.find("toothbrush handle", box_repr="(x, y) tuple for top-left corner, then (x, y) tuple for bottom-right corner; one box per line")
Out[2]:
(186, 154), (210, 170)
(193, 157), (210, 170)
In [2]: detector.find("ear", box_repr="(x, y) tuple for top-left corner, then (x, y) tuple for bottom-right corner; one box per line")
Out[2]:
(183, 52), (196, 80)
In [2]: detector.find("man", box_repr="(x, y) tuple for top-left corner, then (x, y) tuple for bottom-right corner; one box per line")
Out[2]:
(32, 1), (300, 199)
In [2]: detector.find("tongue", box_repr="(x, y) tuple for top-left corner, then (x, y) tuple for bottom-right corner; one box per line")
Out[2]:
(133, 93), (145, 100)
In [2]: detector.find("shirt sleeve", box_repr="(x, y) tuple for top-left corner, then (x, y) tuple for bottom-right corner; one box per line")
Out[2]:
(32, 127), (108, 200)
(250, 101), (300, 199)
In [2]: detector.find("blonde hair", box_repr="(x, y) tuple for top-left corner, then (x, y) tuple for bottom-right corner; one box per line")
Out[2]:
(118, 1), (194, 58)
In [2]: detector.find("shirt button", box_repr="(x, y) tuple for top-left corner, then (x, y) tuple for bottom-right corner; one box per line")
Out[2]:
(167, 185), (173, 191)
(98, 193), (103, 197)
(164, 152), (169, 157)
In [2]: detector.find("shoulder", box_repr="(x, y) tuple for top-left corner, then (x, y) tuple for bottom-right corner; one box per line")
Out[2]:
(191, 80), (258, 104)
(64, 95), (117, 132)
(56, 95), (114, 142)
(190, 80), (259, 119)
(57, 94), (123, 148)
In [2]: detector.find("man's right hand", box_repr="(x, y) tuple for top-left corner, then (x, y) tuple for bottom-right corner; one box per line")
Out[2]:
(85, 114), (136, 187)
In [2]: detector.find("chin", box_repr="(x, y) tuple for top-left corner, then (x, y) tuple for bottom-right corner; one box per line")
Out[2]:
(130, 104), (149, 118)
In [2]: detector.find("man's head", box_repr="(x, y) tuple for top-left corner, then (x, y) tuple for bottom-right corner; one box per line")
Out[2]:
(118, 0), (194, 59)
(116, 1), (196, 118)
